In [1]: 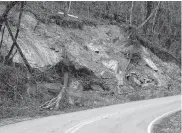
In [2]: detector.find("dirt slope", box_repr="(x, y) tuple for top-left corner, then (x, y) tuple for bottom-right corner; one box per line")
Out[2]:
(0, 11), (180, 101)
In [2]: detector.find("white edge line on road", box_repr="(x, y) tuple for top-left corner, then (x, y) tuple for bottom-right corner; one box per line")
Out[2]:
(147, 108), (181, 133)
(64, 113), (116, 133)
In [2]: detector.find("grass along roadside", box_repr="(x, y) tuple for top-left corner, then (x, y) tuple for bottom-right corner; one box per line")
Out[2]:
(152, 110), (181, 133)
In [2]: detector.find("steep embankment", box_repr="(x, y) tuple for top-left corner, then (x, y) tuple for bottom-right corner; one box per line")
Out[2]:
(0, 11), (181, 107)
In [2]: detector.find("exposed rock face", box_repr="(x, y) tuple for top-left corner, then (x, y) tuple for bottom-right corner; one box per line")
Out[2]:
(0, 12), (180, 92)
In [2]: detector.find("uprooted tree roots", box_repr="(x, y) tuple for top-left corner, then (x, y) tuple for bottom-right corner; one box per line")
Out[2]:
(40, 72), (74, 110)
(40, 87), (69, 110)
(40, 72), (70, 110)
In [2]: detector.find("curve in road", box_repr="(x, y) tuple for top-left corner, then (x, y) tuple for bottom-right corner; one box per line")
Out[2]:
(0, 95), (180, 133)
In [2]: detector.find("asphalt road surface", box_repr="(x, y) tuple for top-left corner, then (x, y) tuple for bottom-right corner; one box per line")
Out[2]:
(0, 95), (180, 133)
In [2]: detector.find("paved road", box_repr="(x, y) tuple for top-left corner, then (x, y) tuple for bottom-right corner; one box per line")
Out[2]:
(0, 95), (180, 133)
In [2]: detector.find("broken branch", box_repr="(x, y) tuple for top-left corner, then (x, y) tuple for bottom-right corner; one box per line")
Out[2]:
(129, 1), (134, 25)
(152, 2), (161, 33)
(6, 2), (24, 61)
(0, 25), (5, 50)
(5, 20), (32, 73)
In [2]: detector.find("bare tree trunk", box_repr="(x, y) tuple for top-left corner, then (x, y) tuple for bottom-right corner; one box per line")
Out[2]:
(5, 20), (32, 73)
(5, 2), (24, 62)
(105, 2), (111, 18)
(143, 1), (153, 33)
(87, 3), (90, 18)
(55, 45), (70, 110)
(0, 25), (5, 50)
(40, 72), (70, 110)
(138, 2), (160, 30)
(152, 2), (160, 33)
(55, 71), (69, 110)
(141, 2), (146, 23)
(129, 1), (134, 25)
(40, 46), (71, 110)
(64, 2), (68, 17)
(68, 1), (71, 14)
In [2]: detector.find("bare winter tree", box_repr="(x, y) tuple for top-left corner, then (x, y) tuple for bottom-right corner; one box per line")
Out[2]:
(5, 1), (25, 63)
(0, 2), (32, 72)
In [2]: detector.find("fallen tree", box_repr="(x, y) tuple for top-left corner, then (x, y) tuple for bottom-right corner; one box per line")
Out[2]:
(0, 2), (32, 72)
(5, 1), (25, 63)
(40, 46), (71, 110)
(40, 71), (70, 110)
(5, 20), (32, 73)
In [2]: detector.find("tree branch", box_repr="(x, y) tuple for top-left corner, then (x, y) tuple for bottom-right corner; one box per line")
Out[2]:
(137, 1), (161, 30)
(5, 2), (24, 61)
(5, 20), (32, 73)
(152, 2), (161, 33)
(0, 25), (5, 50)
(129, 1), (134, 25)
(68, 1), (71, 14)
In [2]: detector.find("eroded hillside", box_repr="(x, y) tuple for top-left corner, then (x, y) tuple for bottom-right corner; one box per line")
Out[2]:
(0, 2), (181, 120)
